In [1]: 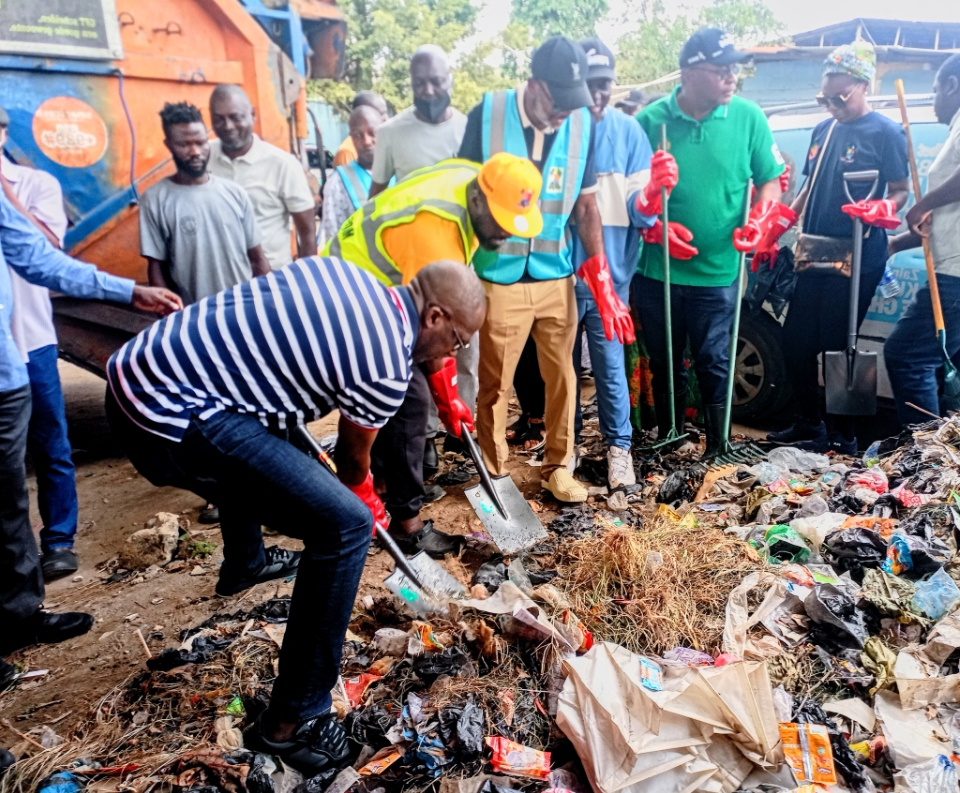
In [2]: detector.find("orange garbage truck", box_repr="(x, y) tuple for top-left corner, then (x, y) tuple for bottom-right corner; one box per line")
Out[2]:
(0, 0), (342, 373)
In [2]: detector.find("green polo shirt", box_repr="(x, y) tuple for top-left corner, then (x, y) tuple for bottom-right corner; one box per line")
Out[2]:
(636, 87), (784, 287)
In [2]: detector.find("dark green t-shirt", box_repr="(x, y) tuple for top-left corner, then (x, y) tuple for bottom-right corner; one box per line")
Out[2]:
(637, 88), (785, 287)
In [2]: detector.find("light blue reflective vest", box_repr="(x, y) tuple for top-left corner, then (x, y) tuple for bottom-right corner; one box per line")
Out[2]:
(336, 161), (373, 210)
(475, 89), (591, 284)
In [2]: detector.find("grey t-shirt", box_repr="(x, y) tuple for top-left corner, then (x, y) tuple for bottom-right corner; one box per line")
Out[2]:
(371, 106), (467, 184)
(139, 174), (261, 305)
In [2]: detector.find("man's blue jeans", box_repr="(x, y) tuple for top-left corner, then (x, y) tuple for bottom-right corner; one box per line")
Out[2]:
(885, 274), (960, 426)
(106, 390), (372, 723)
(574, 278), (632, 450)
(633, 274), (738, 406)
(26, 345), (78, 552)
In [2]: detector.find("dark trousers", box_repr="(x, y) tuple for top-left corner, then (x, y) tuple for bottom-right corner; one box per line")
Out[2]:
(106, 391), (372, 722)
(782, 264), (883, 434)
(514, 336), (546, 419)
(633, 274), (738, 406)
(1, 385), (44, 624)
(27, 345), (79, 551)
(371, 366), (429, 523)
(886, 275), (960, 426)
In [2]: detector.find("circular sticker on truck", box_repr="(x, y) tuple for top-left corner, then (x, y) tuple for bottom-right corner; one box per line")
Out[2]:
(32, 97), (108, 168)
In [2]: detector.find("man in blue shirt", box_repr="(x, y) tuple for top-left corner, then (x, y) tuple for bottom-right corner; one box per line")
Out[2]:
(571, 38), (666, 489)
(0, 188), (179, 658)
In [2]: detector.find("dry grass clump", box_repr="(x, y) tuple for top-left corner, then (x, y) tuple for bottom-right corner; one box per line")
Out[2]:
(549, 518), (764, 655)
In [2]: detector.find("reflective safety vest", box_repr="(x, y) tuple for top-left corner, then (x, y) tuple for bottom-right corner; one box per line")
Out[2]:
(474, 89), (591, 284)
(335, 161), (395, 210)
(324, 159), (478, 286)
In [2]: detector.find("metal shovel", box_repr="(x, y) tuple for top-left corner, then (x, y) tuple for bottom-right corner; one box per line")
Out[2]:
(824, 170), (879, 416)
(459, 425), (547, 555)
(295, 426), (465, 617)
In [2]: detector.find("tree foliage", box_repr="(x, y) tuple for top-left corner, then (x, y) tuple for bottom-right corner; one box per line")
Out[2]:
(307, 0), (785, 117)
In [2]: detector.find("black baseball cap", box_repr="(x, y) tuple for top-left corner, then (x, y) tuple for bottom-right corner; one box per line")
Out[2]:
(580, 37), (616, 81)
(531, 36), (593, 111)
(679, 28), (749, 68)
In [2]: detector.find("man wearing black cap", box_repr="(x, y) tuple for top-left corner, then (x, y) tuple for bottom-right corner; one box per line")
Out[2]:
(615, 89), (664, 116)
(570, 38), (674, 490)
(634, 28), (788, 457)
(458, 35), (634, 504)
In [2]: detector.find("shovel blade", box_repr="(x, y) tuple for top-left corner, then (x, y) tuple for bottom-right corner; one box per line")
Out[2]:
(825, 349), (878, 415)
(384, 551), (466, 618)
(464, 475), (547, 554)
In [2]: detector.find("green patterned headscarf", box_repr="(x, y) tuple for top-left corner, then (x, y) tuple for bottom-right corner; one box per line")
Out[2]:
(823, 41), (876, 83)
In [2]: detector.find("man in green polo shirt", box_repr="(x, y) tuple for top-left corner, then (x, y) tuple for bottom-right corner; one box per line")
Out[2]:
(634, 27), (786, 456)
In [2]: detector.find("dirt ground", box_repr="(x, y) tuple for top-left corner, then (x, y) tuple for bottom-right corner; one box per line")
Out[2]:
(0, 361), (557, 751)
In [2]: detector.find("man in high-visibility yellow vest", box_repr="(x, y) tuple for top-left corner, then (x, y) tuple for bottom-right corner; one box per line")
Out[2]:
(323, 153), (542, 557)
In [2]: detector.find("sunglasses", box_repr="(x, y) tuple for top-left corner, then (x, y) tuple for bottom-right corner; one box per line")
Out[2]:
(690, 63), (742, 79)
(816, 90), (854, 108)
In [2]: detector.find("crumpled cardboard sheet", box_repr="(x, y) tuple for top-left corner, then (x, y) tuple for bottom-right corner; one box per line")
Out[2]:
(555, 643), (783, 793)
(924, 609), (960, 665)
(895, 647), (960, 710)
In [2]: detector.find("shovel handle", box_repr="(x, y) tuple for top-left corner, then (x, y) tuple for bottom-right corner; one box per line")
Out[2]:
(460, 424), (508, 519)
(896, 79), (947, 335)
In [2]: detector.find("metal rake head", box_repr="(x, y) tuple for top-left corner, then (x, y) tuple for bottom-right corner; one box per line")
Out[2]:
(706, 439), (767, 468)
(638, 429), (689, 456)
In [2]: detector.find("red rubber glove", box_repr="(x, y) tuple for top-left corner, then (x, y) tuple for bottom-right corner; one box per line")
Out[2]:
(778, 164), (791, 194)
(577, 254), (634, 344)
(641, 219), (699, 260)
(635, 150), (679, 217)
(733, 200), (784, 252)
(750, 203), (799, 271)
(841, 198), (901, 230)
(426, 356), (474, 435)
(346, 473), (388, 537)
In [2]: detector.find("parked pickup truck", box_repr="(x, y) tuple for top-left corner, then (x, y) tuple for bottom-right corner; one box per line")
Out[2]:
(731, 96), (945, 424)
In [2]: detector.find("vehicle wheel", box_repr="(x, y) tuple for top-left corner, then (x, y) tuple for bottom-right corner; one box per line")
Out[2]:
(731, 308), (792, 424)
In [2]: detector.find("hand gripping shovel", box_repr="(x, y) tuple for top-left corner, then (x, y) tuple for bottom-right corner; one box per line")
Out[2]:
(896, 79), (960, 412)
(824, 170), (880, 415)
(707, 180), (767, 467)
(640, 124), (688, 454)
(295, 426), (464, 617)
(459, 424), (547, 554)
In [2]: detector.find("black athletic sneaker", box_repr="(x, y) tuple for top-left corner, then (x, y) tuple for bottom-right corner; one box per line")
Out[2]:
(0, 610), (95, 656)
(767, 419), (827, 445)
(243, 713), (351, 778)
(215, 546), (301, 598)
(388, 520), (462, 558)
(796, 431), (857, 456)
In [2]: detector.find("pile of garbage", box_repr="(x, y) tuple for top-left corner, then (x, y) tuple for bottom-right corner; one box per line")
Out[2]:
(15, 416), (960, 793)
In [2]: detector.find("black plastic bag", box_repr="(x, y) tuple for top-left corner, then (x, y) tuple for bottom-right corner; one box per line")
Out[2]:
(804, 584), (866, 651)
(547, 506), (595, 537)
(656, 468), (696, 505)
(438, 698), (485, 759)
(413, 646), (475, 683)
(343, 703), (394, 748)
(471, 559), (508, 592)
(479, 781), (524, 793)
(293, 767), (339, 793)
(146, 636), (233, 671)
(746, 246), (796, 319)
(822, 528), (887, 581)
(897, 533), (951, 579)
(794, 700), (868, 792)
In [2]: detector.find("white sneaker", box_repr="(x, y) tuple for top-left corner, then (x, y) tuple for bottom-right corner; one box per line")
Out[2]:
(608, 445), (636, 488)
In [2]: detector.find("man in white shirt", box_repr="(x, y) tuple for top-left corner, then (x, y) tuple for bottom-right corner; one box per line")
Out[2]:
(1, 106), (80, 580)
(369, 45), (467, 197)
(209, 84), (317, 269)
(887, 53), (960, 425)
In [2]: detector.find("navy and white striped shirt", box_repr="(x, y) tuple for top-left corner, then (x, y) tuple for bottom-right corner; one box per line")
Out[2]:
(107, 256), (417, 442)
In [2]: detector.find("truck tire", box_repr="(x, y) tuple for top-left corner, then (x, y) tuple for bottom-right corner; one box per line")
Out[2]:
(731, 308), (793, 424)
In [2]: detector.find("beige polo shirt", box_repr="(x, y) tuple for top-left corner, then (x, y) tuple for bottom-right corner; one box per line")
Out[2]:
(209, 135), (315, 269)
(929, 108), (960, 277)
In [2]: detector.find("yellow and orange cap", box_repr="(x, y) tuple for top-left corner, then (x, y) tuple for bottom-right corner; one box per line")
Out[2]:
(478, 152), (543, 239)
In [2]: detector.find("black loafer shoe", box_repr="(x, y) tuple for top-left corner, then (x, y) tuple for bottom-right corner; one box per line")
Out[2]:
(0, 610), (95, 656)
(423, 439), (439, 478)
(243, 713), (350, 778)
(42, 548), (78, 581)
(388, 520), (463, 559)
(0, 747), (14, 775)
(215, 546), (301, 598)
(0, 659), (16, 690)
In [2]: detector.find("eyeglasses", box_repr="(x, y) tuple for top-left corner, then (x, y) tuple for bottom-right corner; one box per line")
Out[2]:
(690, 63), (742, 80)
(440, 307), (470, 351)
(816, 91), (853, 108)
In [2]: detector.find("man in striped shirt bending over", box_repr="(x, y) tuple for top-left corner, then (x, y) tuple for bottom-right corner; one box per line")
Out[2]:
(105, 257), (485, 776)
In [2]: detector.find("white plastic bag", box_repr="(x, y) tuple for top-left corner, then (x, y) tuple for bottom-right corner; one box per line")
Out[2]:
(893, 754), (958, 793)
(767, 446), (830, 473)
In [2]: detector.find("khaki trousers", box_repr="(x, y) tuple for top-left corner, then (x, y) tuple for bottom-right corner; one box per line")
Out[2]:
(477, 276), (577, 479)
